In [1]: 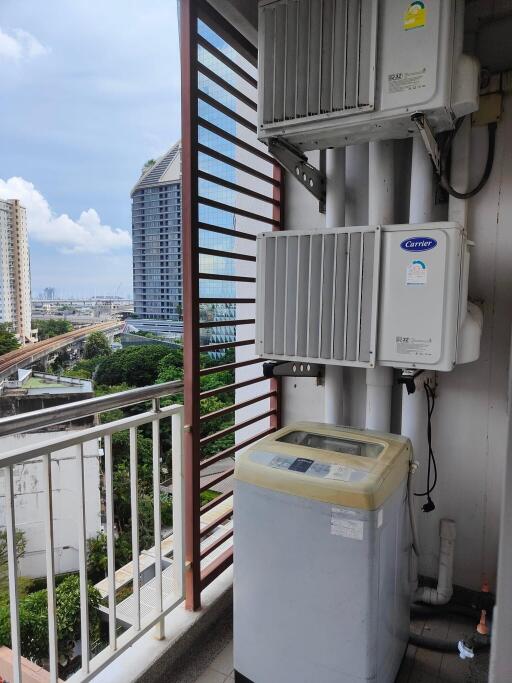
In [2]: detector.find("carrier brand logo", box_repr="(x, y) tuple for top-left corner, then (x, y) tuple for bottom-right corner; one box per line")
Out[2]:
(400, 236), (437, 252)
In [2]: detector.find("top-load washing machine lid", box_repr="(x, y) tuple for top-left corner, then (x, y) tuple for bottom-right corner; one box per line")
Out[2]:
(235, 422), (411, 510)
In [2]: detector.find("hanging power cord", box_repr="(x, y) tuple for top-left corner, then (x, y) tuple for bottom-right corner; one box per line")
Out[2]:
(439, 116), (497, 199)
(414, 382), (437, 512)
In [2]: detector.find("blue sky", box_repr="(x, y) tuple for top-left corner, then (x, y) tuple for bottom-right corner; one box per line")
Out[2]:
(0, 1), (180, 297)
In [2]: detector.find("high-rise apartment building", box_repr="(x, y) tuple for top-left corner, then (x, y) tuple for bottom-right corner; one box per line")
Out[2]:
(131, 142), (183, 323)
(130, 24), (241, 346)
(0, 199), (32, 342)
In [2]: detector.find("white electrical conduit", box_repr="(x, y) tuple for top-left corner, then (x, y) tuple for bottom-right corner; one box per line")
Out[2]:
(365, 141), (394, 431)
(408, 462), (421, 556)
(416, 519), (457, 605)
(403, 136), (434, 595)
(324, 148), (346, 425)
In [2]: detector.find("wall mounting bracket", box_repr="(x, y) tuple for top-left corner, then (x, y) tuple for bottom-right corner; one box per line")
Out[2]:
(263, 360), (323, 379)
(269, 138), (326, 212)
(397, 369), (425, 395)
(411, 113), (441, 175)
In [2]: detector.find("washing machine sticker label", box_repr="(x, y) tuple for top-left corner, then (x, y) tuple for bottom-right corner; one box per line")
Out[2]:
(406, 259), (428, 285)
(331, 507), (365, 540)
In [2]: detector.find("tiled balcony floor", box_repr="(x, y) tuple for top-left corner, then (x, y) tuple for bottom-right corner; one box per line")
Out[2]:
(170, 608), (489, 683)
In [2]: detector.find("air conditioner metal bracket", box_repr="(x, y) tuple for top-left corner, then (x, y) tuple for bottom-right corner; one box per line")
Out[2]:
(269, 138), (326, 212)
(263, 360), (323, 379)
(411, 113), (441, 175)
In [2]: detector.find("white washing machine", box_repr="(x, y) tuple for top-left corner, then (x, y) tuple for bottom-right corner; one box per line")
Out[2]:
(234, 422), (412, 683)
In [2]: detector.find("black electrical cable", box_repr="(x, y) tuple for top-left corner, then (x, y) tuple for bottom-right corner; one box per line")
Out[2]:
(440, 116), (497, 199)
(414, 383), (437, 511)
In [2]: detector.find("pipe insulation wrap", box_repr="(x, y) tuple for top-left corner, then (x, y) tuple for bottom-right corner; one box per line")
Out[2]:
(415, 519), (457, 605)
(324, 148), (346, 425)
(365, 140), (394, 432)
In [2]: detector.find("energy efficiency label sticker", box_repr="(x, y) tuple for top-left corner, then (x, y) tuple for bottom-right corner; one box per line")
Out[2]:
(406, 259), (427, 285)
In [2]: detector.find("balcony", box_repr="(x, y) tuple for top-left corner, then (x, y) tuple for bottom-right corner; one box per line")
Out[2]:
(2, 0), (510, 679)
(0, 372), (489, 683)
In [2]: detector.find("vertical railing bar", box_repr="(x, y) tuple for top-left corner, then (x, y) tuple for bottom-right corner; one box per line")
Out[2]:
(43, 453), (59, 683)
(104, 433), (117, 651)
(152, 399), (164, 639)
(129, 426), (141, 631)
(76, 443), (90, 673)
(5, 465), (22, 683)
(172, 408), (185, 598)
(181, 0), (202, 612)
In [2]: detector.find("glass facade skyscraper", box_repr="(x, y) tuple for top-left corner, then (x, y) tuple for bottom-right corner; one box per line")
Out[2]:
(197, 21), (238, 346)
(130, 24), (244, 345)
(131, 143), (182, 324)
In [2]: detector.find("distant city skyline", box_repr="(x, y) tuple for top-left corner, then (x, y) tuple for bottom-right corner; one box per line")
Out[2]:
(0, 1), (181, 297)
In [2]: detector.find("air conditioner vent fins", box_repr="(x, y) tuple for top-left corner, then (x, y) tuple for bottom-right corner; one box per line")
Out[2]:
(260, 0), (378, 125)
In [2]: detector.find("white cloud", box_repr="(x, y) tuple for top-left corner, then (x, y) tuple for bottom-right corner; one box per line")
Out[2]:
(0, 177), (132, 254)
(0, 26), (50, 61)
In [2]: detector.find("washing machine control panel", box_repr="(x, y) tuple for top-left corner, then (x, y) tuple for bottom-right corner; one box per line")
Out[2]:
(249, 450), (369, 483)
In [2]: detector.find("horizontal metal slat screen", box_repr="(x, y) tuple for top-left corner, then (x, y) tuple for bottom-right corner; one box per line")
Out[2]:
(256, 228), (381, 366)
(181, 0), (283, 611)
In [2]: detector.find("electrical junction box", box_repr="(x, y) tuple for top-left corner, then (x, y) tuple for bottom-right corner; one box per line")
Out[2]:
(258, 0), (479, 150)
(256, 222), (481, 371)
(234, 422), (411, 683)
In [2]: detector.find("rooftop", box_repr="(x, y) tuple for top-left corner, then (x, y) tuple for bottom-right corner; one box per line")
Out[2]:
(131, 141), (181, 195)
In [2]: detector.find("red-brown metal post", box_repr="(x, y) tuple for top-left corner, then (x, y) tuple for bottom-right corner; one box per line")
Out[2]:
(180, 0), (202, 611)
(270, 162), (284, 430)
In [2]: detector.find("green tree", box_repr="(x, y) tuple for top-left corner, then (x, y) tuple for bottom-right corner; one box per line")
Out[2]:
(33, 319), (72, 340)
(84, 331), (111, 359)
(64, 356), (104, 380)
(0, 575), (101, 664)
(95, 345), (172, 387)
(0, 530), (27, 605)
(0, 323), (20, 356)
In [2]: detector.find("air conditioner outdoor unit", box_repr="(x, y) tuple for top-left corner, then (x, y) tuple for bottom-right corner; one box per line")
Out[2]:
(256, 222), (482, 371)
(258, 0), (479, 150)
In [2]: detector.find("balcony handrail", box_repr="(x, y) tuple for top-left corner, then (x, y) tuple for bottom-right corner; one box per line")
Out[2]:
(0, 379), (184, 438)
(2, 387), (185, 683)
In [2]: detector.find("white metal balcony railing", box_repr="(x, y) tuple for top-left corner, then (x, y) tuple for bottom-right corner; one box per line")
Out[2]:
(0, 381), (185, 683)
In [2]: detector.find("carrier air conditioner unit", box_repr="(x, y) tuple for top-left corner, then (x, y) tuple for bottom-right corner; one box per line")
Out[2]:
(255, 222), (482, 371)
(258, 0), (479, 150)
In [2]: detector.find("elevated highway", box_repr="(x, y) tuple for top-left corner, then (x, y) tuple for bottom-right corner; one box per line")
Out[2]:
(0, 320), (124, 381)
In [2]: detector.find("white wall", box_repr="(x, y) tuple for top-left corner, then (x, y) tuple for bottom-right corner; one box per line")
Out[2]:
(0, 434), (102, 577)
(280, 106), (512, 591)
